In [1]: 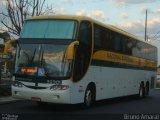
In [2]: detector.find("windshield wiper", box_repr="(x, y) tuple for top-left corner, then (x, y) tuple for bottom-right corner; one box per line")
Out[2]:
(23, 51), (30, 65)
(40, 50), (44, 66)
(28, 48), (36, 66)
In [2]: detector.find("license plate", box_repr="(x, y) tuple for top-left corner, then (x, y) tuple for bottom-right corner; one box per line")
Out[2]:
(31, 97), (41, 102)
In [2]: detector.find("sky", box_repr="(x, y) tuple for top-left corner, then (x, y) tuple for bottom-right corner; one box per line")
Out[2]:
(48, 0), (160, 64)
(50, 0), (160, 39)
(1, 0), (160, 64)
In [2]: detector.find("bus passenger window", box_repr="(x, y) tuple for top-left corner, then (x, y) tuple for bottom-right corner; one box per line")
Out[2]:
(94, 25), (101, 49)
(79, 22), (92, 45)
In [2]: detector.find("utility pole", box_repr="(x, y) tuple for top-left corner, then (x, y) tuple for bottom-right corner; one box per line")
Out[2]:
(145, 9), (148, 41)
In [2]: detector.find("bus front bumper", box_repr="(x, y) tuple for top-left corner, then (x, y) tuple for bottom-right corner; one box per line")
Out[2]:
(12, 86), (71, 104)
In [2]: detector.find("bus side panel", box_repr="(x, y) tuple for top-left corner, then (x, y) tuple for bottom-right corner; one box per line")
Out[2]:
(69, 66), (156, 104)
(93, 66), (156, 100)
(70, 67), (95, 104)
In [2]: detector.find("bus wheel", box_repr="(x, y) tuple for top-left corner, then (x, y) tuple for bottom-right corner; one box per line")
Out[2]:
(84, 88), (93, 108)
(145, 82), (150, 96)
(139, 83), (145, 98)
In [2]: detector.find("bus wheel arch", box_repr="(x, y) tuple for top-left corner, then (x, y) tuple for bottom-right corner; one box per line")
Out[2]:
(84, 82), (96, 108)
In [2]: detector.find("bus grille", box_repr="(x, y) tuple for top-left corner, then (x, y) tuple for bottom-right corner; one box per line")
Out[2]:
(25, 85), (47, 90)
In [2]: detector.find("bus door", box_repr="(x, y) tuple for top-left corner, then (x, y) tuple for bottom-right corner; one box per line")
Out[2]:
(73, 21), (93, 82)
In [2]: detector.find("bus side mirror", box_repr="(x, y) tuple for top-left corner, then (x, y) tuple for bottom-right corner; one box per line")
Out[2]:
(66, 41), (79, 60)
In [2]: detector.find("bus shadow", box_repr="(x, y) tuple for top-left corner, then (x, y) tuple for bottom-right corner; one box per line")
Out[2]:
(92, 95), (154, 108)
(34, 103), (85, 113)
(28, 95), (154, 113)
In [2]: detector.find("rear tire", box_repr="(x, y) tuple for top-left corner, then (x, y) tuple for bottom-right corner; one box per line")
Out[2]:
(145, 82), (150, 96)
(139, 83), (145, 98)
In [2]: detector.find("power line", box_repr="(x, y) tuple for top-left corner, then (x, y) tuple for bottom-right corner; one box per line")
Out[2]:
(148, 31), (160, 41)
(150, 30), (160, 40)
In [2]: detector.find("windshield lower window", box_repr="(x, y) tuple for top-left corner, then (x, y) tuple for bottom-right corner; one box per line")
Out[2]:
(16, 44), (72, 78)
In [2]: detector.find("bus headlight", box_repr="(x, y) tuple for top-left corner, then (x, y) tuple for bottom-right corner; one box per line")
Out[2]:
(50, 85), (69, 91)
(12, 81), (23, 88)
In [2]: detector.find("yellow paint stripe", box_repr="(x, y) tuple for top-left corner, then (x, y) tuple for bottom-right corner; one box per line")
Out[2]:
(92, 50), (157, 68)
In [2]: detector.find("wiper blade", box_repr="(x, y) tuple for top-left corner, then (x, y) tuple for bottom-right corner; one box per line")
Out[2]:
(23, 51), (30, 65)
(40, 50), (44, 66)
(29, 48), (36, 65)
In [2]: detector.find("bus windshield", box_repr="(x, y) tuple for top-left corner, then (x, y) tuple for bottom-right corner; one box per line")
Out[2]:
(16, 44), (72, 78)
(20, 19), (77, 39)
(15, 19), (77, 78)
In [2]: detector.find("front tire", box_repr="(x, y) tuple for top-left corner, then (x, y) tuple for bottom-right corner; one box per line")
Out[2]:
(84, 88), (93, 108)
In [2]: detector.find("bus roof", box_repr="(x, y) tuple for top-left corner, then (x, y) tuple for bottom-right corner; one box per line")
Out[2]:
(27, 15), (156, 48)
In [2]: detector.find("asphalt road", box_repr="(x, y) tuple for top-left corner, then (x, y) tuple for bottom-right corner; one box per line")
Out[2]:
(0, 89), (160, 120)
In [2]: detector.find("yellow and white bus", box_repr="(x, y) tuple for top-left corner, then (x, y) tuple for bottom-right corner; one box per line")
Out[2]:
(12, 15), (157, 107)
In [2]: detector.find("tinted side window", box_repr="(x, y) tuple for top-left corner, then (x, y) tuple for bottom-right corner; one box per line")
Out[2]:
(94, 24), (110, 50)
(79, 22), (92, 45)
(93, 24), (156, 61)
(94, 25), (101, 48)
(73, 21), (92, 82)
(112, 32), (122, 52)
(103, 29), (111, 50)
